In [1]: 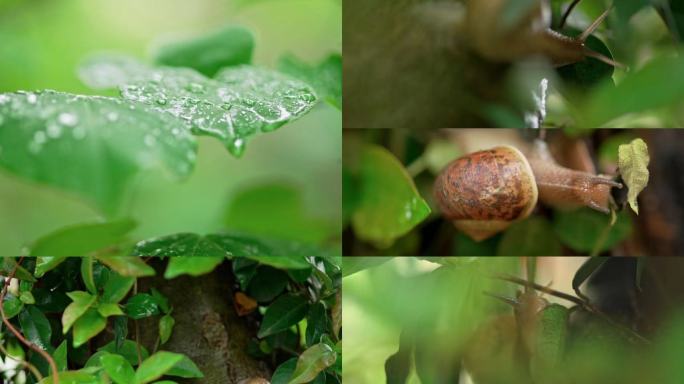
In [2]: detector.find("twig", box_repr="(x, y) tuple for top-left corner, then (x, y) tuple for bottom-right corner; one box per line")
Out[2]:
(0, 257), (60, 383)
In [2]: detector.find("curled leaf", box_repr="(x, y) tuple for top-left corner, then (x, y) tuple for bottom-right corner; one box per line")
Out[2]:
(618, 138), (650, 214)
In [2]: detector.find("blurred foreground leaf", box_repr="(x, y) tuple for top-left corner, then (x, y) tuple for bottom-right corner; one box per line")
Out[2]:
(154, 25), (254, 77)
(278, 53), (342, 109)
(29, 219), (137, 256)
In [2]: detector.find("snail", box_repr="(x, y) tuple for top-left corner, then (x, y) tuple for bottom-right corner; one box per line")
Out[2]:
(466, 0), (623, 68)
(433, 140), (622, 241)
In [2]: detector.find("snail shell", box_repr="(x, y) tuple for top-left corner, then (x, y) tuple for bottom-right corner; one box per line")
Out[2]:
(434, 145), (538, 241)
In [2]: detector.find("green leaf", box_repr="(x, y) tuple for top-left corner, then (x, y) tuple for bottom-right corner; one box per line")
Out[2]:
(2, 293), (24, 319)
(134, 351), (184, 384)
(62, 291), (97, 334)
(38, 371), (102, 384)
(18, 306), (52, 351)
(287, 343), (337, 384)
(159, 314), (175, 345)
(247, 266), (289, 302)
(0, 91), (197, 214)
(164, 257), (224, 278)
(98, 302), (124, 318)
(53, 340), (68, 371)
(134, 233), (325, 262)
(243, 256), (312, 270)
(79, 56), (317, 157)
(102, 354), (136, 384)
(530, 304), (570, 383)
(98, 340), (149, 366)
(583, 55), (684, 127)
(164, 354), (203, 378)
(101, 271), (136, 304)
(347, 143), (431, 248)
(305, 302), (330, 347)
(553, 208), (633, 254)
(557, 29), (615, 90)
(81, 257), (97, 294)
(224, 183), (336, 244)
(271, 358), (298, 384)
(34, 257), (68, 277)
(150, 288), (170, 313)
(497, 217), (563, 256)
(19, 291), (35, 304)
(258, 294), (309, 338)
(572, 257), (609, 294)
(30, 219), (137, 256)
(72, 308), (107, 347)
(278, 53), (342, 109)
(97, 257), (155, 277)
(618, 138), (650, 214)
(154, 25), (254, 77)
(342, 257), (391, 277)
(124, 294), (160, 320)
(1, 258), (36, 282)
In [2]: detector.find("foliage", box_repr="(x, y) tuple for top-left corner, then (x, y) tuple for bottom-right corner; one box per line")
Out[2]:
(0, 255), (341, 384)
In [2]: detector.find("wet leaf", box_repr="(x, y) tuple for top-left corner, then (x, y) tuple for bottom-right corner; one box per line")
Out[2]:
(124, 293), (160, 320)
(154, 25), (254, 77)
(287, 343), (337, 384)
(0, 91), (197, 214)
(618, 138), (650, 214)
(30, 219), (137, 256)
(278, 53), (342, 109)
(79, 56), (317, 157)
(347, 143), (431, 249)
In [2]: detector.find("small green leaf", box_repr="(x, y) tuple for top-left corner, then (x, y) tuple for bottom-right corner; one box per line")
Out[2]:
(124, 294), (160, 320)
(164, 354), (203, 378)
(618, 138), (650, 214)
(19, 291), (35, 304)
(102, 354), (136, 384)
(98, 340), (149, 366)
(272, 358), (298, 384)
(164, 257), (224, 278)
(30, 219), (137, 256)
(247, 266), (289, 302)
(79, 56), (317, 157)
(81, 257), (97, 294)
(38, 371), (101, 384)
(347, 143), (431, 248)
(150, 288), (170, 313)
(572, 257), (609, 294)
(34, 257), (68, 277)
(0, 91), (197, 214)
(497, 217), (563, 256)
(2, 294), (24, 319)
(98, 302), (124, 318)
(134, 351), (184, 384)
(278, 53), (342, 109)
(305, 303), (330, 347)
(72, 308), (107, 348)
(287, 343), (337, 384)
(18, 306), (52, 351)
(53, 340), (68, 371)
(154, 25), (254, 77)
(101, 271), (135, 304)
(62, 291), (97, 334)
(159, 314), (175, 345)
(258, 294), (309, 338)
(553, 208), (632, 254)
(97, 257), (155, 277)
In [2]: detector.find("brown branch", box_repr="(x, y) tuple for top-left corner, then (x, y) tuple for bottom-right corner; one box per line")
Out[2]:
(0, 257), (60, 383)
(0, 340), (43, 381)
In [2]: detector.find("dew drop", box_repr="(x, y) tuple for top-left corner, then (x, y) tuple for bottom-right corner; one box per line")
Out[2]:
(227, 138), (246, 157)
(156, 97), (168, 106)
(106, 112), (119, 122)
(0, 94), (9, 104)
(46, 122), (62, 138)
(185, 83), (205, 94)
(58, 112), (78, 127)
(26, 93), (37, 104)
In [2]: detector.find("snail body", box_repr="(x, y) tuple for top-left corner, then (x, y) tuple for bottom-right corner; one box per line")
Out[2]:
(466, 0), (619, 67)
(434, 141), (621, 241)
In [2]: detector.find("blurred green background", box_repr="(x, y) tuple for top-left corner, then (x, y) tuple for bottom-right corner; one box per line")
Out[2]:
(0, 0), (341, 253)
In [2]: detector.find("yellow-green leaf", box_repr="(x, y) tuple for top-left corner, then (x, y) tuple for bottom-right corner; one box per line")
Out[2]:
(618, 138), (650, 214)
